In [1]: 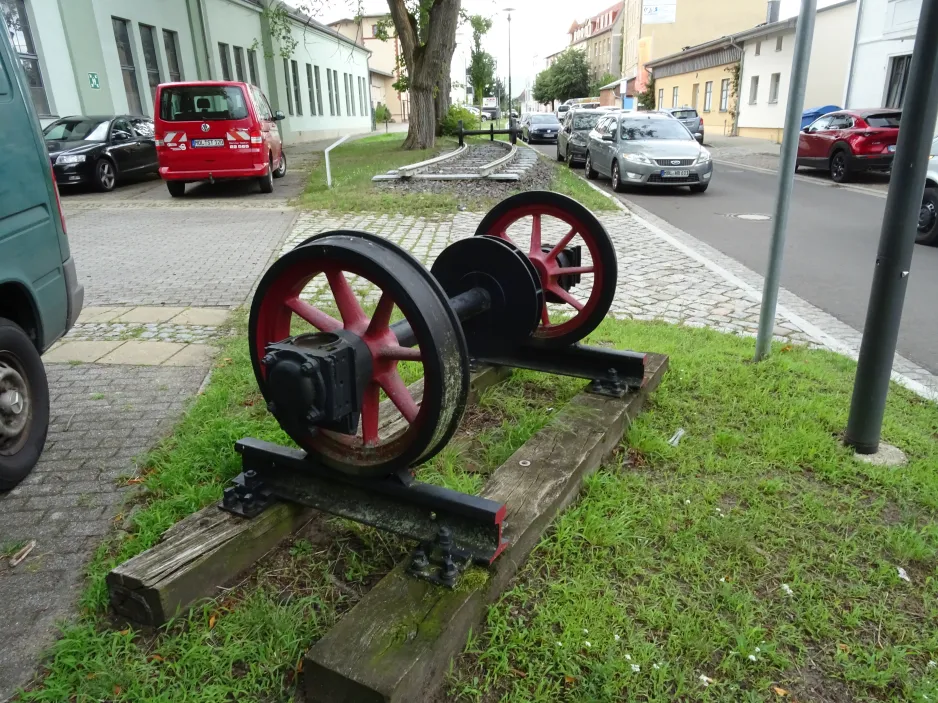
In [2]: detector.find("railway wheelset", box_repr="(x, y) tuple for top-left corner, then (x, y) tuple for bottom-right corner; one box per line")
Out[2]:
(225, 191), (649, 586)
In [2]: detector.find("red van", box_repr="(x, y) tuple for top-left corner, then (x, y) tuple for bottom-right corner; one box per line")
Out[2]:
(154, 81), (286, 196)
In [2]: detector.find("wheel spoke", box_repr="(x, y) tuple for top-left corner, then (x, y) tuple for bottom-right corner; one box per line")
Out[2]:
(361, 382), (380, 446)
(547, 283), (585, 312)
(546, 227), (578, 261)
(377, 345), (422, 361)
(540, 305), (551, 326)
(378, 369), (419, 423)
(285, 297), (342, 333)
(326, 269), (368, 334)
(555, 265), (595, 276)
(529, 214), (542, 255)
(366, 292), (395, 337)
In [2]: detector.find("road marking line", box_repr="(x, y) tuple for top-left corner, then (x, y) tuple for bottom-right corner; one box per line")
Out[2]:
(713, 158), (888, 198)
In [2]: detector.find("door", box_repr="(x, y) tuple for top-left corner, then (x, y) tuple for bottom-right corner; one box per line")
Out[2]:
(130, 117), (158, 172)
(600, 117), (619, 175)
(251, 85), (281, 168)
(559, 112), (572, 154)
(108, 118), (140, 174)
(825, 113), (854, 156)
(799, 115), (832, 165)
(590, 117), (611, 173)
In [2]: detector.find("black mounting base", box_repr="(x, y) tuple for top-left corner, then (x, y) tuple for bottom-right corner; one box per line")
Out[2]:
(219, 438), (508, 568)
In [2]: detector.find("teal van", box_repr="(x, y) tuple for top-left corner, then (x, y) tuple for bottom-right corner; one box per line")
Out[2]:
(1, 24), (83, 488)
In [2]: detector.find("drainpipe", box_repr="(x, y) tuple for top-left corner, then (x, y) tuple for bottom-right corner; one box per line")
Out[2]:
(842, 0), (863, 108)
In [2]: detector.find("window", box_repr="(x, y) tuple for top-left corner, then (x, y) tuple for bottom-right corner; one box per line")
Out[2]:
(163, 30), (182, 82)
(371, 24), (378, 37)
(250, 85), (272, 120)
(691, 83), (699, 109)
(884, 54), (911, 108)
(755, 40), (761, 56)
(703, 81), (713, 112)
(111, 118), (134, 141)
(828, 114), (853, 130)
(719, 78), (730, 111)
(333, 70), (341, 115)
(769, 72), (781, 103)
(657, 87), (663, 109)
(620, 118), (695, 141)
(159, 85), (249, 121)
(233, 46), (245, 82)
(361, 76), (368, 114)
(112, 17), (143, 114)
(314, 66), (323, 114)
(247, 49), (258, 85)
(749, 75), (759, 104)
(218, 43), (232, 80)
(326, 68), (335, 115)
(306, 64), (315, 115)
(283, 59), (293, 115)
(130, 117), (154, 137)
(775, 35), (783, 51)
(291, 59), (302, 115)
(347, 73), (355, 116)
(1, 0), (50, 114)
(806, 115), (832, 132)
(671, 86), (678, 107)
(138, 24), (161, 108)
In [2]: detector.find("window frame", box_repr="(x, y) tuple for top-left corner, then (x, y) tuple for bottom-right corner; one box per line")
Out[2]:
(333, 69), (341, 115)
(768, 72), (781, 104)
(137, 24), (161, 110)
(112, 16), (143, 115)
(326, 68), (335, 115)
(314, 65), (324, 115)
(247, 48), (259, 85)
(218, 42), (232, 81)
(233, 46), (245, 82)
(671, 85), (678, 108)
(755, 40), (761, 56)
(162, 29), (182, 82)
(2, 0), (51, 115)
(657, 87), (663, 110)
(719, 78), (729, 112)
(291, 59), (302, 115)
(775, 35), (783, 52)
(884, 53), (911, 109)
(283, 59), (293, 115)
(748, 75), (759, 105)
(703, 81), (713, 112)
(306, 63), (316, 115)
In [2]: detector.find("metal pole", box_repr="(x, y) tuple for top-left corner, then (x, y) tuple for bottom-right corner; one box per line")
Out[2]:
(845, 0), (938, 454)
(507, 11), (513, 130)
(754, 0), (817, 361)
(324, 135), (350, 189)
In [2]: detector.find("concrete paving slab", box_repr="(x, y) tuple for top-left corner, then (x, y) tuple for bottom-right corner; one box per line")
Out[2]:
(76, 306), (123, 324)
(97, 341), (186, 365)
(42, 341), (125, 364)
(162, 344), (218, 367)
(168, 308), (231, 326)
(114, 307), (187, 324)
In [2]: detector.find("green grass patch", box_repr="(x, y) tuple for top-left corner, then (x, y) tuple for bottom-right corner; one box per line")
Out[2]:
(19, 313), (582, 702)
(446, 319), (938, 702)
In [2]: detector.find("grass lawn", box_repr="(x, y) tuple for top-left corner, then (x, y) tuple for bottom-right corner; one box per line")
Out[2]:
(297, 132), (615, 216)
(18, 319), (938, 702)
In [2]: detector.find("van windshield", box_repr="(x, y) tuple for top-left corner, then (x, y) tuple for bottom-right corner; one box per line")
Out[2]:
(159, 86), (249, 121)
(43, 119), (109, 142)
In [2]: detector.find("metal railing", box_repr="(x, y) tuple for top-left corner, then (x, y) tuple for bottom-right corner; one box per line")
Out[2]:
(456, 119), (522, 147)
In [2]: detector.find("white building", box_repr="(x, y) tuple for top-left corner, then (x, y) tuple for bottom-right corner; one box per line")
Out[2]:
(736, 0), (857, 142)
(1, 0), (372, 142)
(843, 0), (936, 135)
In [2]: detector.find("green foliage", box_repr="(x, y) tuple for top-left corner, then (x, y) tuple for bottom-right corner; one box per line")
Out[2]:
(636, 75), (656, 110)
(725, 63), (742, 124)
(374, 103), (392, 123)
(260, 3), (297, 60)
(532, 49), (590, 106)
(468, 15), (495, 108)
(532, 70), (555, 106)
(589, 72), (619, 96)
(441, 105), (480, 135)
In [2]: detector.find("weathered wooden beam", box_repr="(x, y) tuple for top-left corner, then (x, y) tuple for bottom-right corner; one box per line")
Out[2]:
(106, 365), (510, 626)
(302, 354), (669, 703)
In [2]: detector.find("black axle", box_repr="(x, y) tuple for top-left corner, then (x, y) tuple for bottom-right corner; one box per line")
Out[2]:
(389, 287), (491, 349)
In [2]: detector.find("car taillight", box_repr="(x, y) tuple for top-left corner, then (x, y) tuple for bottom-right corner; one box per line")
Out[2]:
(50, 169), (67, 235)
(249, 130), (263, 144)
(154, 133), (165, 148)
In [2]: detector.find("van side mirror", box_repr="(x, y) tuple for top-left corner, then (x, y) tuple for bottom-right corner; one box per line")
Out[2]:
(273, 111), (285, 121)
(602, 133), (614, 142)
(802, 126), (811, 133)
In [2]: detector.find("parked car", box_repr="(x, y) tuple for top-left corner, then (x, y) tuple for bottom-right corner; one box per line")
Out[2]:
(43, 115), (158, 192)
(585, 112), (712, 193)
(1, 25), (83, 488)
(661, 106), (704, 143)
(556, 104), (571, 121)
(523, 113), (561, 143)
(796, 109), (900, 183)
(557, 108), (605, 166)
(918, 135), (938, 246)
(155, 81), (286, 197)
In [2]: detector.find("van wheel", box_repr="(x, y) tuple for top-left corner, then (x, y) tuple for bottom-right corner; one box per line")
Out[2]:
(917, 186), (938, 246)
(258, 157), (274, 194)
(166, 181), (186, 198)
(94, 159), (116, 192)
(0, 318), (49, 490)
(585, 152), (597, 180)
(273, 152), (287, 178)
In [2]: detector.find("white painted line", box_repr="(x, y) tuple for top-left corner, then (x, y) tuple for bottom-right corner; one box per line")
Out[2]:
(714, 158), (888, 198)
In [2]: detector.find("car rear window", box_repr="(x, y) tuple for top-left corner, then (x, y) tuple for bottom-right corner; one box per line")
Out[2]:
(159, 85), (249, 121)
(670, 109), (698, 119)
(558, 105), (570, 112)
(864, 113), (900, 128)
(530, 114), (558, 124)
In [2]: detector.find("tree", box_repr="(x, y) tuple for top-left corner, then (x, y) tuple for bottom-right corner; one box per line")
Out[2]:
(548, 49), (590, 103)
(468, 15), (494, 109)
(532, 68), (556, 108)
(384, 0), (462, 149)
(590, 72), (618, 96)
(636, 76), (656, 110)
(486, 77), (507, 111)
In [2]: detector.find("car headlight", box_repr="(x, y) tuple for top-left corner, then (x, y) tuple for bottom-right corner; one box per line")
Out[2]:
(696, 149), (711, 164)
(623, 153), (653, 165)
(56, 154), (86, 165)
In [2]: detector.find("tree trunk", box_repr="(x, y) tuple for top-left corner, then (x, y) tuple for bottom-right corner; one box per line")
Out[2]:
(404, 84), (437, 149)
(434, 72), (451, 136)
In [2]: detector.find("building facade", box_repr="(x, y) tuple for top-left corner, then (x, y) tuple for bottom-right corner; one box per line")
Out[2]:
(328, 15), (409, 123)
(548, 3), (623, 81)
(737, 0), (857, 142)
(1, 0), (372, 143)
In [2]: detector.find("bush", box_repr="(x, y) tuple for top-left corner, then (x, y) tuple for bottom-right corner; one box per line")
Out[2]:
(441, 105), (480, 136)
(374, 103), (392, 123)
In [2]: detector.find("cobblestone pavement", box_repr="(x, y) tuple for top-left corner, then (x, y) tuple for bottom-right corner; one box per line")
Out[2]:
(0, 365), (206, 699)
(286, 206), (937, 398)
(66, 207), (296, 307)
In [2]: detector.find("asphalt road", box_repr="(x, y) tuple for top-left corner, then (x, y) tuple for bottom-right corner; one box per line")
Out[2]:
(532, 141), (938, 374)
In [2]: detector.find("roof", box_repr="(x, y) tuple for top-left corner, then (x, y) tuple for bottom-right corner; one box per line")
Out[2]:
(287, 9), (370, 52)
(600, 78), (627, 90)
(370, 67), (394, 78)
(645, 0), (855, 70)
(568, 2), (623, 41)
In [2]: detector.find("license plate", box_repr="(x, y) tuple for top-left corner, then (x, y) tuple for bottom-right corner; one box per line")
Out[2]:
(191, 138), (224, 148)
(661, 169), (690, 177)
(887, 144), (896, 153)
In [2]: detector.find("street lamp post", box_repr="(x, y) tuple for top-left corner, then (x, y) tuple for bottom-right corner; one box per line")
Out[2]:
(504, 7), (515, 123)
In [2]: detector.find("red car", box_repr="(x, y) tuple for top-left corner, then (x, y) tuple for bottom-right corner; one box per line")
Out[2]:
(154, 81), (286, 197)
(796, 109), (900, 183)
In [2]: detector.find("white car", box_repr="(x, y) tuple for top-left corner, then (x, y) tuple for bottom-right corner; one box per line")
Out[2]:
(464, 105), (488, 121)
(919, 136), (938, 246)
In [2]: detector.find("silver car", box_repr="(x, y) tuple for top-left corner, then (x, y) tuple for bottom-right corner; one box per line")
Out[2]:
(585, 113), (713, 193)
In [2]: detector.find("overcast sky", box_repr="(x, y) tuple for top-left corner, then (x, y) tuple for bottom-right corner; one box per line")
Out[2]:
(316, 0), (847, 97)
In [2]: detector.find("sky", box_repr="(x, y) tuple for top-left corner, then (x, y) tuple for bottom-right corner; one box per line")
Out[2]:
(316, 0), (846, 98)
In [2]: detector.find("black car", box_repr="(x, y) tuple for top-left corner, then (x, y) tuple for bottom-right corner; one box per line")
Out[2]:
(43, 115), (158, 192)
(523, 114), (561, 143)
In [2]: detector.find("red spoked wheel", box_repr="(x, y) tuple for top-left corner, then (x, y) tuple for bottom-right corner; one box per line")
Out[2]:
(249, 231), (469, 478)
(474, 191), (617, 347)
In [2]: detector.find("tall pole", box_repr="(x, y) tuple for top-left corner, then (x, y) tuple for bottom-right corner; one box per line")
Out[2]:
(845, 0), (938, 454)
(507, 11), (512, 119)
(754, 0), (817, 361)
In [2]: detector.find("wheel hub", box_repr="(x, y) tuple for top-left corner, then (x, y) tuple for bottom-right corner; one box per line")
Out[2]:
(0, 361), (29, 443)
(920, 201), (936, 232)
